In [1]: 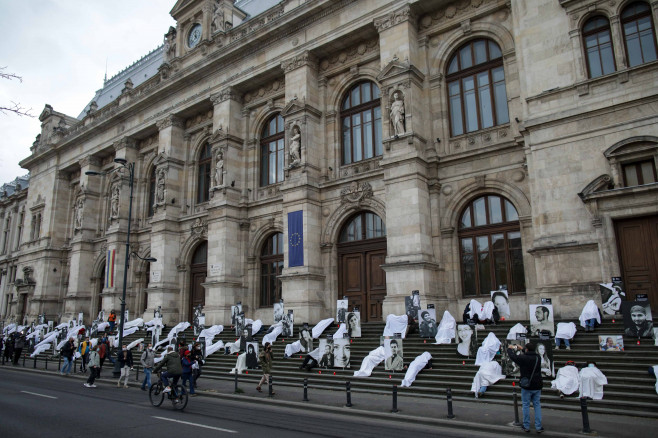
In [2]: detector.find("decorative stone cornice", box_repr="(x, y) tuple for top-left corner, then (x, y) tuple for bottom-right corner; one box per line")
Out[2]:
(113, 137), (137, 152)
(373, 6), (415, 33)
(78, 156), (101, 168)
(210, 87), (239, 105)
(156, 115), (184, 131)
(281, 51), (317, 73)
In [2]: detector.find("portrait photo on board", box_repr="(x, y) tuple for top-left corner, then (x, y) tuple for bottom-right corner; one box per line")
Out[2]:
(405, 296), (421, 322)
(282, 310), (294, 338)
(273, 301), (284, 323)
(529, 304), (555, 336)
(333, 337), (351, 368)
(418, 308), (438, 338)
(599, 282), (625, 315)
(231, 303), (242, 325)
(384, 338), (404, 371)
(346, 311), (361, 338)
(598, 335), (624, 351)
(501, 340), (524, 377)
(491, 289), (511, 319)
(622, 301), (654, 338)
(456, 324), (477, 357)
(299, 323), (313, 352)
(245, 342), (259, 369)
(531, 338), (554, 378)
(318, 338), (334, 368)
(235, 312), (245, 337)
(336, 299), (348, 323)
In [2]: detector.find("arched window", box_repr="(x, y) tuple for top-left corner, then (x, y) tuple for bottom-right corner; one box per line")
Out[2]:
(260, 233), (284, 307)
(197, 143), (212, 204)
(621, 2), (657, 67)
(340, 81), (382, 165)
(147, 167), (156, 217)
(583, 16), (616, 78)
(260, 114), (285, 186)
(447, 39), (509, 137)
(339, 212), (386, 242)
(458, 195), (525, 297)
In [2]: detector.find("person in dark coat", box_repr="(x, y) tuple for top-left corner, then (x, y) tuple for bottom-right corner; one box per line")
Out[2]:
(12, 333), (25, 365)
(153, 345), (183, 392)
(60, 338), (75, 375)
(507, 343), (544, 433)
(116, 345), (134, 388)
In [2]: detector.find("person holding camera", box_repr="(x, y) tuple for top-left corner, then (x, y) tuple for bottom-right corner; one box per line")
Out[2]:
(507, 343), (544, 433)
(257, 342), (274, 394)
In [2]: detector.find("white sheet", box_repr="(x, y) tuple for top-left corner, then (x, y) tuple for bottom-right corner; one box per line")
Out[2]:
(551, 365), (580, 395)
(481, 301), (495, 320)
(434, 311), (456, 344)
(475, 332), (501, 366)
(263, 322), (283, 346)
(333, 323), (347, 339)
(96, 322), (109, 332)
(123, 318), (144, 329)
(383, 314), (408, 339)
(312, 318), (335, 339)
(30, 343), (52, 357)
(55, 323), (68, 330)
(579, 366), (607, 399)
(245, 319), (263, 335)
(471, 360), (505, 395)
(468, 299), (483, 319)
(113, 326), (139, 347)
(353, 346), (386, 377)
(205, 339), (225, 357)
(653, 365), (658, 395)
(308, 347), (321, 362)
(555, 322), (577, 340)
(3, 323), (16, 334)
(285, 340), (302, 357)
(401, 352), (432, 387)
(506, 323), (527, 340)
(167, 322), (190, 340)
(198, 325), (224, 340)
(144, 318), (162, 328)
(578, 300), (601, 329)
(127, 338), (144, 350)
(229, 352), (247, 374)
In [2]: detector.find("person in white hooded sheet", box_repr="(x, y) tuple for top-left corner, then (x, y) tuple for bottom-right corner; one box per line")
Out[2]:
(579, 361), (608, 400)
(471, 360), (506, 398)
(579, 300), (601, 332)
(551, 360), (579, 398)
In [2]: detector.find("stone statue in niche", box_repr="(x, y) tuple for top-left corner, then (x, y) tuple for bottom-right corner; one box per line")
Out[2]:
(211, 3), (225, 33)
(74, 198), (84, 230)
(163, 26), (177, 62)
(155, 168), (166, 204)
(110, 184), (120, 219)
(289, 125), (301, 167)
(213, 151), (224, 187)
(390, 90), (405, 136)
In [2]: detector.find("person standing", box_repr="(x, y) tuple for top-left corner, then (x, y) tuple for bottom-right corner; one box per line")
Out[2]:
(97, 338), (108, 377)
(507, 343), (544, 433)
(60, 338), (74, 376)
(78, 337), (90, 373)
(12, 333), (25, 365)
(84, 346), (100, 388)
(257, 342), (274, 394)
(116, 345), (133, 388)
(181, 350), (196, 397)
(108, 311), (117, 333)
(140, 343), (155, 391)
(190, 342), (204, 387)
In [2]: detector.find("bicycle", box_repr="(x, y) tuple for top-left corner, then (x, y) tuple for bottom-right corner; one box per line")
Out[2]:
(149, 374), (188, 411)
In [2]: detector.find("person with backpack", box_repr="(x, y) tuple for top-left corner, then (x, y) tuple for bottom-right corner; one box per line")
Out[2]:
(78, 337), (91, 372)
(140, 343), (155, 391)
(507, 343), (544, 433)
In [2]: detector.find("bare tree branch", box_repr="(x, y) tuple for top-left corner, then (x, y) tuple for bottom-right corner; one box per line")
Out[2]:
(0, 66), (34, 117)
(0, 66), (23, 82)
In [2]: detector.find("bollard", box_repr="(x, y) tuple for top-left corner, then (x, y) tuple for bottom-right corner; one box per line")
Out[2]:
(512, 385), (522, 426)
(45, 356), (48, 370)
(34, 356), (37, 368)
(391, 384), (399, 413)
(580, 397), (592, 433)
(345, 380), (353, 407)
(23, 353), (26, 367)
(234, 372), (239, 393)
(446, 388), (455, 419)
(58, 355), (61, 371)
(303, 378), (309, 402)
(135, 366), (140, 382)
(268, 376), (274, 397)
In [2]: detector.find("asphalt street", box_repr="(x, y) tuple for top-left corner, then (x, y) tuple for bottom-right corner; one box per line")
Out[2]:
(0, 368), (506, 438)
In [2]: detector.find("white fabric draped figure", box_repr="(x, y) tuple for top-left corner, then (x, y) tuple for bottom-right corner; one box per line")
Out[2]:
(229, 352), (248, 374)
(401, 352), (432, 387)
(123, 318), (144, 329)
(475, 332), (501, 366)
(26, 324), (47, 339)
(468, 299), (483, 320)
(471, 360), (506, 396)
(3, 323), (16, 335)
(198, 325), (224, 352)
(96, 322), (109, 332)
(284, 340), (302, 357)
(153, 350), (167, 363)
(481, 301), (495, 320)
(579, 365), (608, 399)
(205, 339), (225, 357)
(434, 311), (456, 344)
(31, 331), (59, 357)
(353, 346), (386, 377)
(245, 319), (263, 335)
(551, 364), (580, 396)
(652, 365), (658, 395)
(55, 323), (68, 330)
(308, 347), (322, 362)
(113, 326), (139, 347)
(154, 322), (190, 350)
(578, 300), (601, 329)
(383, 314), (408, 339)
(144, 317), (161, 328)
(31, 343), (52, 357)
(127, 338), (143, 350)
(263, 322), (283, 346)
(506, 323), (527, 340)
(333, 323), (347, 339)
(312, 318), (335, 338)
(555, 322), (577, 340)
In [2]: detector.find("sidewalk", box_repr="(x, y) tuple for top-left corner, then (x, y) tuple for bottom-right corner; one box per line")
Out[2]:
(6, 362), (656, 437)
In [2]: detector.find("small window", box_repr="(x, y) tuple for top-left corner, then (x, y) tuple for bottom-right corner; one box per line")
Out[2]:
(197, 144), (212, 204)
(260, 233), (284, 307)
(621, 2), (658, 67)
(583, 16), (616, 78)
(340, 82), (382, 165)
(622, 159), (657, 186)
(260, 114), (285, 186)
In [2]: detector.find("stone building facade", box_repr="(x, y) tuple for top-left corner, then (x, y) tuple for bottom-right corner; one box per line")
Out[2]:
(3, 0), (657, 326)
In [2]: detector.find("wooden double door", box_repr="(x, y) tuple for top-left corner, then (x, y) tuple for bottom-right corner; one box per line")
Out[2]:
(189, 264), (206, 322)
(615, 215), (658, 309)
(339, 238), (387, 322)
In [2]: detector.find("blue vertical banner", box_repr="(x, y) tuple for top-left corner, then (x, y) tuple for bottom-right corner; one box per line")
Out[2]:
(288, 210), (304, 267)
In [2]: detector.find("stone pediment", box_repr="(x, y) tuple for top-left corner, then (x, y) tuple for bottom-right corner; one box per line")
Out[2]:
(208, 130), (243, 146)
(376, 60), (425, 84)
(151, 152), (183, 168)
(39, 104), (54, 122)
(280, 100), (321, 119)
(577, 174), (614, 201)
(170, 0), (197, 17)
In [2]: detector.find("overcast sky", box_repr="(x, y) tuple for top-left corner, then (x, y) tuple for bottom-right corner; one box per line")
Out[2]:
(0, 1), (176, 184)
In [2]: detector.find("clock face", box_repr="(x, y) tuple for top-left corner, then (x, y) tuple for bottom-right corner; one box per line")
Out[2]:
(188, 24), (202, 48)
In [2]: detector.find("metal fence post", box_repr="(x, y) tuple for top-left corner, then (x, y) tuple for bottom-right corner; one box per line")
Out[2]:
(513, 385), (522, 426)
(234, 371), (239, 393)
(303, 378), (309, 402)
(580, 397), (592, 433)
(446, 388), (455, 419)
(345, 380), (353, 407)
(268, 376), (274, 397)
(391, 384), (399, 413)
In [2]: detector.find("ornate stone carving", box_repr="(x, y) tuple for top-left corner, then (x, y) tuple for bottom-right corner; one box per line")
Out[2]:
(213, 150), (224, 188)
(78, 156), (101, 168)
(373, 6), (415, 32)
(211, 87), (238, 105)
(73, 198), (84, 231)
(288, 125), (302, 167)
(419, 0), (487, 29)
(243, 79), (283, 104)
(109, 183), (121, 221)
(154, 166), (167, 206)
(341, 181), (373, 204)
(113, 137), (137, 152)
(281, 51), (317, 73)
(319, 38), (379, 71)
(191, 218), (208, 236)
(389, 90), (405, 137)
(163, 26), (177, 62)
(156, 115), (184, 130)
(211, 2), (226, 33)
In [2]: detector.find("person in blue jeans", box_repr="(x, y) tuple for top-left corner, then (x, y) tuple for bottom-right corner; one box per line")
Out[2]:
(60, 338), (75, 375)
(181, 350), (196, 396)
(507, 343), (544, 433)
(140, 343), (155, 391)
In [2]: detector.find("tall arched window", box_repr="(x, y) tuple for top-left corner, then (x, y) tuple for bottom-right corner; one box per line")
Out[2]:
(447, 39), (509, 137)
(583, 16), (616, 78)
(197, 143), (212, 204)
(260, 114), (285, 186)
(458, 195), (525, 297)
(621, 2), (657, 67)
(339, 212), (386, 242)
(260, 233), (284, 307)
(340, 81), (382, 165)
(147, 167), (156, 217)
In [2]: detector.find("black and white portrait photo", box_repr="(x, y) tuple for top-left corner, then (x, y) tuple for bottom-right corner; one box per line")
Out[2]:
(299, 323), (312, 352)
(346, 311), (361, 338)
(501, 340), (523, 377)
(529, 304), (554, 336)
(419, 308), (438, 338)
(532, 338), (554, 377)
(405, 296), (421, 322)
(457, 324), (476, 357)
(246, 342), (259, 369)
(273, 301), (284, 323)
(231, 303), (242, 325)
(384, 338), (404, 371)
(333, 337), (351, 368)
(282, 310), (294, 338)
(600, 282), (625, 315)
(336, 299), (348, 323)
(622, 301), (654, 338)
(598, 335), (624, 351)
(318, 338), (334, 368)
(235, 312), (245, 337)
(491, 289), (511, 319)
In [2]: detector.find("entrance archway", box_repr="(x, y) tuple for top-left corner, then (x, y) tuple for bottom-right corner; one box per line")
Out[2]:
(189, 241), (207, 321)
(338, 212), (387, 322)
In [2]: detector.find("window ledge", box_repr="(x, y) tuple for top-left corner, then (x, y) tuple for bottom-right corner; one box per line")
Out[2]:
(447, 124), (512, 154)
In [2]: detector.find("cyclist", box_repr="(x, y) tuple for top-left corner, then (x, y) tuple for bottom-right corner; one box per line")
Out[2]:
(153, 345), (183, 393)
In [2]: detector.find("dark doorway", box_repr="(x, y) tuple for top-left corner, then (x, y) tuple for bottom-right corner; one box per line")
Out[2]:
(189, 241), (208, 321)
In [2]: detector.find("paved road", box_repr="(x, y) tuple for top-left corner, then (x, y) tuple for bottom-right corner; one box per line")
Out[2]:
(1, 369), (508, 437)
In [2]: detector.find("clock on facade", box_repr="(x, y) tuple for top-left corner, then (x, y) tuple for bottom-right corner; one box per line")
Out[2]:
(187, 23), (202, 48)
